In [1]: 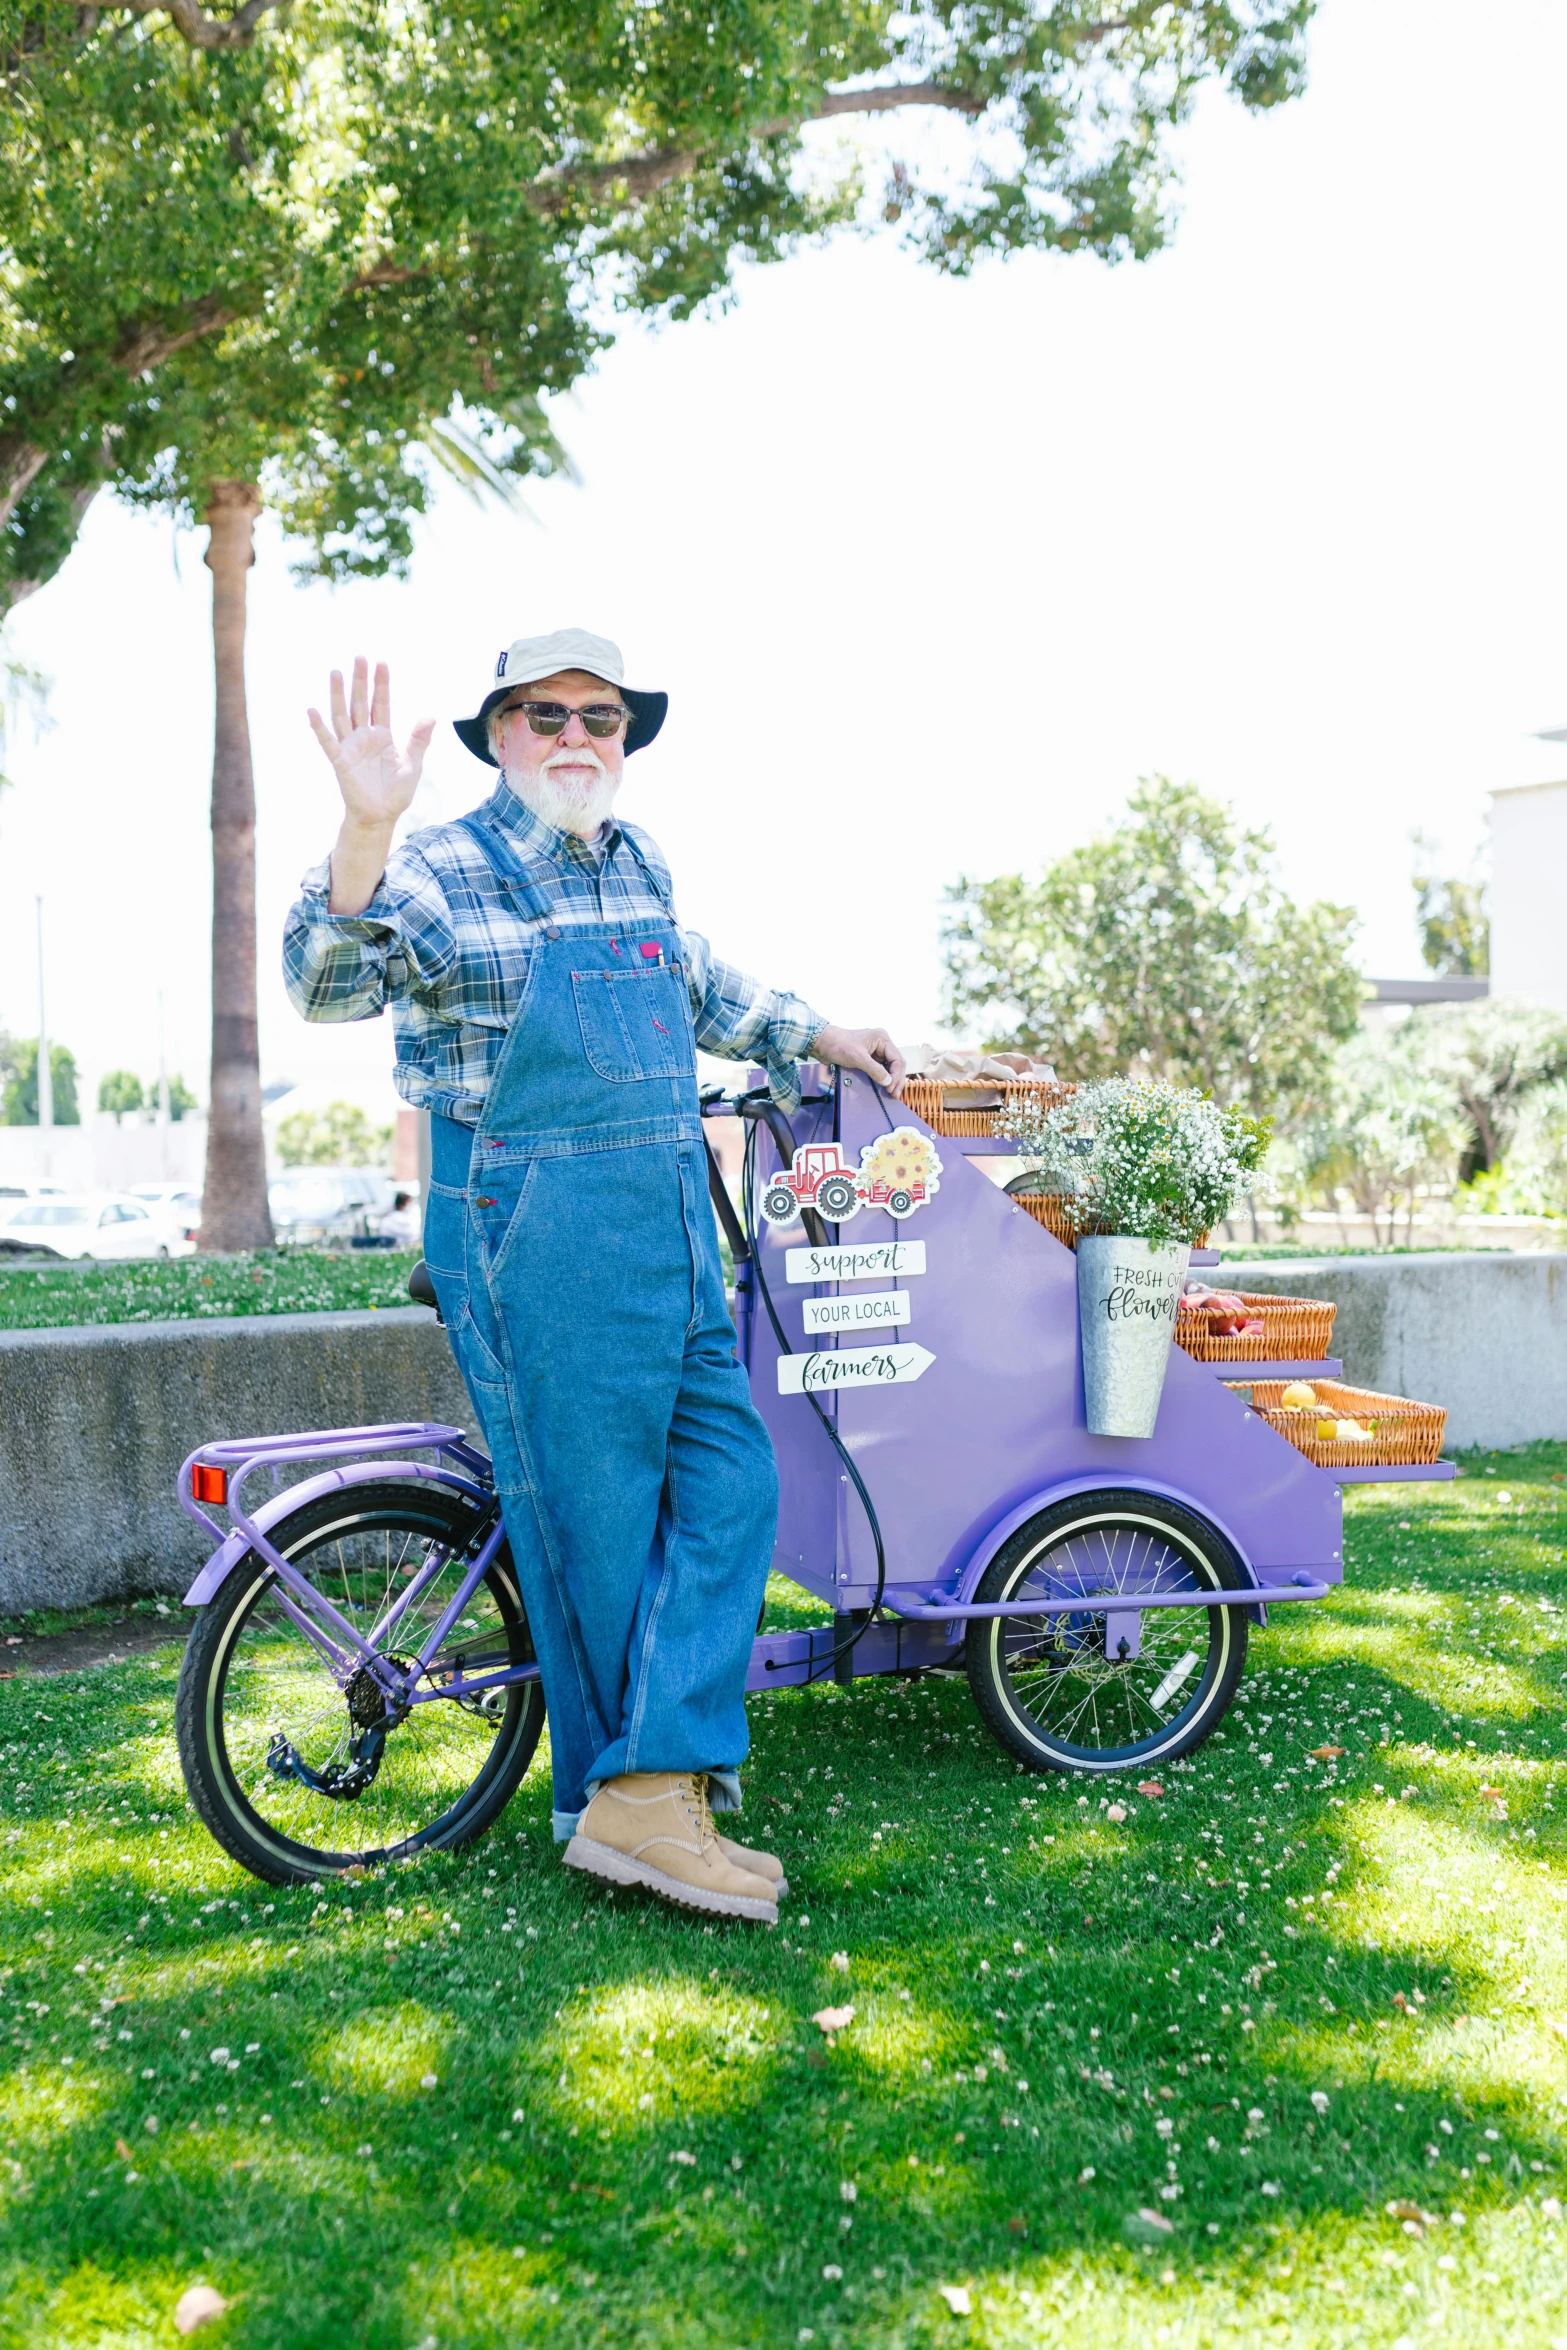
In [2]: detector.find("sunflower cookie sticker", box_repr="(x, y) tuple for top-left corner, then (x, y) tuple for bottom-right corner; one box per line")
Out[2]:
(760, 1129), (943, 1226)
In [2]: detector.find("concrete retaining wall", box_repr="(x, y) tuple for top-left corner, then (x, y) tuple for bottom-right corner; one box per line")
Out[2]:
(1236, 1252), (1567, 1452)
(0, 1307), (471, 1616)
(2, 1252), (1562, 1617)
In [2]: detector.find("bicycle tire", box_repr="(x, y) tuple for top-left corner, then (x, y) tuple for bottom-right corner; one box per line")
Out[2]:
(176, 1479), (545, 1883)
(964, 1488), (1249, 1774)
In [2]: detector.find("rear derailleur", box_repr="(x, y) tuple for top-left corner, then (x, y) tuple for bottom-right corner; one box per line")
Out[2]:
(265, 1660), (411, 1803)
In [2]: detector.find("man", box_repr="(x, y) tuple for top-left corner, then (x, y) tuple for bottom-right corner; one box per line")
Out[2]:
(284, 628), (905, 1924)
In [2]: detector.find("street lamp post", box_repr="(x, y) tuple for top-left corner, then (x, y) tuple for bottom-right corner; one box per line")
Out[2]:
(156, 987), (171, 1178)
(35, 895), (53, 1170)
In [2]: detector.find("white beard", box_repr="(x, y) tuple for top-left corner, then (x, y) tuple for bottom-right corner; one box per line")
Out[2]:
(506, 745), (620, 839)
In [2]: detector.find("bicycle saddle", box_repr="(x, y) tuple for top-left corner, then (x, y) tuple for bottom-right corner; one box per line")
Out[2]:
(407, 1259), (443, 1321)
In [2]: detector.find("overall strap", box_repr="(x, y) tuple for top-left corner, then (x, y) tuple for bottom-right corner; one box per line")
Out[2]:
(455, 809), (560, 926)
(617, 825), (679, 922)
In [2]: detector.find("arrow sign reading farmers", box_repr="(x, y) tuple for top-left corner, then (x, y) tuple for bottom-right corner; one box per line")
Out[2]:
(777, 1343), (936, 1395)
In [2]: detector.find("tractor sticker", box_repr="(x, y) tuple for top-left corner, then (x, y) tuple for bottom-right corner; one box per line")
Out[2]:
(777, 1342), (936, 1395)
(761, 1129), (943, 1227)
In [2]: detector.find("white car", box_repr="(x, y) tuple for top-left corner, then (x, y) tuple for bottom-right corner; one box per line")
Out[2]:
(128, 1183), (203, 1254)
(0, 1192), (171, 1261)
(268, 1168), (394, 1246)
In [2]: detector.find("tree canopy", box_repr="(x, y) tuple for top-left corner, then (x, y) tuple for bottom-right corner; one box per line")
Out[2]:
(941, 776), (1362, 1123)
(1411, 832), (1488, 978)
(97, 1068), (145, 1117)
(0, 1), (1317, 597)
(275, 1097), (393, 1167)
(1291, 1024), (1464, 1245)
(1415, 995), (1567, 1179)
(0, 1035), (79, 1122)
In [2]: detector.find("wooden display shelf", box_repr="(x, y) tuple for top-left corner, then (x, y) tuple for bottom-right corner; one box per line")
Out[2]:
(1334, 1462), (1456, 1483)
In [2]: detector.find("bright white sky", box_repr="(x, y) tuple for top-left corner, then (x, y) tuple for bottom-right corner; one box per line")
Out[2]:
(2, 0), (1565, 1115)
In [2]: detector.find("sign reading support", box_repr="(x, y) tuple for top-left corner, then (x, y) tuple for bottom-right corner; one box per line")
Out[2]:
(784, 1241), (927, 1285)
(777, 1343), (936, 1395)
(801, 1290), (912, 1334)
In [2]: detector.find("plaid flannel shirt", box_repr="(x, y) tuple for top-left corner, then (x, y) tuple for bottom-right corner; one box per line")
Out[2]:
(282, 782), (828, 1121)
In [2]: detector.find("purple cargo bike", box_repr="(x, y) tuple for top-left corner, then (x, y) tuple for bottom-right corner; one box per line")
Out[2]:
(173, 1071), (1451, 1883)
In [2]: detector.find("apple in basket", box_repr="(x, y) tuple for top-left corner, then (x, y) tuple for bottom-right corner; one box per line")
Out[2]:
(1183, 1282), (1265, 1338)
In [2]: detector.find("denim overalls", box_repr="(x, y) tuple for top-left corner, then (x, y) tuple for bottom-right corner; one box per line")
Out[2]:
(420, 812), (778, 1839)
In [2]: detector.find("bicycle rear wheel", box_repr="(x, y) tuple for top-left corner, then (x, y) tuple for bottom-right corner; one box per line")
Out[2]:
(965, 1489), (1249, 1773)
(176, 1479), (545, 1883)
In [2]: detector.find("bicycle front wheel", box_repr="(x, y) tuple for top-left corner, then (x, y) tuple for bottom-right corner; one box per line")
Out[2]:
(176, 1479), (546, 1883)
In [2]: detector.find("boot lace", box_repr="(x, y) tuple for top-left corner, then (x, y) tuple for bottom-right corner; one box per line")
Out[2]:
(677, 1773), (717, 1850)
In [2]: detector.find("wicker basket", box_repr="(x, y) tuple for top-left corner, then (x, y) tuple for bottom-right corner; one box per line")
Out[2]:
(901, 1075), (1073, 1139)
(1013, 1193), (1211, 1253)
(1175, 1292), (1336, 1363)
(1013, 1192), (1081, 1246)
(1234, 1378), (1447, 1467)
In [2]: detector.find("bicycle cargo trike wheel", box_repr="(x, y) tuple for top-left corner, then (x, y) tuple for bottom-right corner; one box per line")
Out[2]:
(964, 1489), (1248, 1774)
(176, 1481), (545, 1883)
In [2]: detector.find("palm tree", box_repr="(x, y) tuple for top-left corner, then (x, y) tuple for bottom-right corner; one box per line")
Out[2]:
(200, 480), (272, 1249)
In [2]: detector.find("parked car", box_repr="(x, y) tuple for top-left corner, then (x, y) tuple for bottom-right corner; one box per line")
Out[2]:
(128, 1184), (203, 1254)
(0, 1192), (170, 1261)
(267, 1168), (395, 1247)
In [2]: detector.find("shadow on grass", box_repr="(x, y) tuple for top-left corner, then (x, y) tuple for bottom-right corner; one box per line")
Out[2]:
(0, 1485), (1565, 2344)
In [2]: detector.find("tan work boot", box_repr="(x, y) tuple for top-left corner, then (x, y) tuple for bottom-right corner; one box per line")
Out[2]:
(565, 1773), (778, 1922)
(715, 1835), (789, 1899)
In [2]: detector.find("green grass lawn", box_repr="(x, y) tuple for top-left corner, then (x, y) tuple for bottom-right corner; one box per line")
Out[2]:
(3, 1450), (1567, 2347)
(0, 1251), (422, 1332)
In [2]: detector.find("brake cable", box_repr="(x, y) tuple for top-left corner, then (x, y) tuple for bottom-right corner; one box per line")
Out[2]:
(736, 1097), (888, 1686)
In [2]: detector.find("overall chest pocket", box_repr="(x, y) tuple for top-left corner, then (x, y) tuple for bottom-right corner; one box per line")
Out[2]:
(572, 964), (694, 1082)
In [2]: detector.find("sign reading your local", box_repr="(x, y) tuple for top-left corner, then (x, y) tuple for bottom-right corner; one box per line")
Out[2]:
(801, 1290), (912, 1334)
(777, 1343), (936, 1395)
(784, 1240), (927, 1285)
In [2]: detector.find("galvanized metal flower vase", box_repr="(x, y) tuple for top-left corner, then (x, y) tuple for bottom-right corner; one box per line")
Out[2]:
(1077, 1235), (1191, 1438)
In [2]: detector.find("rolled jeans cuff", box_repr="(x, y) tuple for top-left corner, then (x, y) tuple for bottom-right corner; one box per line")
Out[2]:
(552, 1768), (744, 1844)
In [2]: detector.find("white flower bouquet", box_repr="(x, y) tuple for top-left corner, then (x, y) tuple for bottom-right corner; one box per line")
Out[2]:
(998, 1079), (1271, 1249)
(998, 1080), (1272, 1433)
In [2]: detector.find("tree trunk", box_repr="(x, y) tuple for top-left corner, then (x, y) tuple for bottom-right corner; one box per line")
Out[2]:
(0, 435), (48, 529)
(199, 480), (273, 1252)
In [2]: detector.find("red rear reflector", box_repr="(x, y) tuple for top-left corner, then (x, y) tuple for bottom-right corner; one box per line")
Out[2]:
(192, 1464), (228, 1506)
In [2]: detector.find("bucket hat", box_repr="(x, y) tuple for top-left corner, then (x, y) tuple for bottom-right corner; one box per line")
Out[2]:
(453, 627), (668, 765)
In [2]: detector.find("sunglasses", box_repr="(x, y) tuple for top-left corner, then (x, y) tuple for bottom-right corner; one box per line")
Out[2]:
(498, 698), (630, 739)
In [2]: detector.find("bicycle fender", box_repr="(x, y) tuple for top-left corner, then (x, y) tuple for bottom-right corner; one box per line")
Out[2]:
(181, 1460), (488, 1607)
(950, 1472), (1273, 1624)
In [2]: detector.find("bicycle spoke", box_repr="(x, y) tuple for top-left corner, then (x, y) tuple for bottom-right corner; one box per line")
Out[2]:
(219, 1518), (523, 1855)
(990, 1521), (1222, 1760)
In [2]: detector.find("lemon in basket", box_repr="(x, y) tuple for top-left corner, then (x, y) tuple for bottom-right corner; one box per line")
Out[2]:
(1280, 1381), (1318, 1409)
